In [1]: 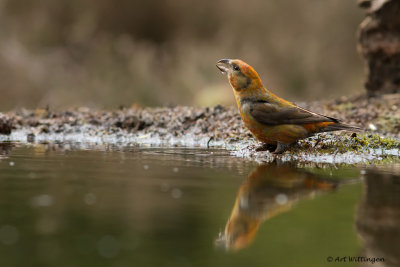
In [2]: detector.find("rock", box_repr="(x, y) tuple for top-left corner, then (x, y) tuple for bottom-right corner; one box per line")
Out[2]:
(0, 116), (12, 135)
(358, 0), (400, 96)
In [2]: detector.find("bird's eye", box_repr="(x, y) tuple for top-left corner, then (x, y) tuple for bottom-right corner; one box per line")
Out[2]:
(233, 65), (240, 71)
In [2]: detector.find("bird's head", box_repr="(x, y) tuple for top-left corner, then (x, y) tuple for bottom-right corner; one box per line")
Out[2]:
(216, 59), (264, 94)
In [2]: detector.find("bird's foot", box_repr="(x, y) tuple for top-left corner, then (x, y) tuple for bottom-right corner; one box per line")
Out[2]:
(271, 142), (289, 154)
(255, 143), (276, 152)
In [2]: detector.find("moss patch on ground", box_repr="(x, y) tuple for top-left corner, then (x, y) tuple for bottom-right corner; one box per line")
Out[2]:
(296, 133), (400, 154)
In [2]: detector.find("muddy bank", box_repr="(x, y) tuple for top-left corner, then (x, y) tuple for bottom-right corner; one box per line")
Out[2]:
(0, 93), (399, 164)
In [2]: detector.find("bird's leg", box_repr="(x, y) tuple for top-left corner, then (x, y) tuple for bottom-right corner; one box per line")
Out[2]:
(272, 142), (289, 154)
(255, 143), (276, 152)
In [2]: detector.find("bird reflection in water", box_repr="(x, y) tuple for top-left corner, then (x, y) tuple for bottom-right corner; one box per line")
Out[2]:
(216, 164), (340, 251)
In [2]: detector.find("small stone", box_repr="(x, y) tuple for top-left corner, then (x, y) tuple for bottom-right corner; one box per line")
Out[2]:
(27, 133), (35, 142)
(368, 123), (377, 131)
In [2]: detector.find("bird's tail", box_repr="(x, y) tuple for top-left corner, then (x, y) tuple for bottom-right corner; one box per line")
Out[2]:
(323, 122), (362, 132)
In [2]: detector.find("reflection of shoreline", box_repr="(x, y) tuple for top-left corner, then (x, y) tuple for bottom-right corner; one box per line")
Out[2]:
(216, 164), (340, 251)
(0, 142), (15, 159)
(355, 167), (400, 267)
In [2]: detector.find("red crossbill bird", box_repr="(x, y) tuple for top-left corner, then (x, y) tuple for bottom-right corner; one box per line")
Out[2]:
(216, 59), (360, 154)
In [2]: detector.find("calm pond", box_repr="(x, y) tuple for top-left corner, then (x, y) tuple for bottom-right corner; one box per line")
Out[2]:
(0, 142), (399, 267)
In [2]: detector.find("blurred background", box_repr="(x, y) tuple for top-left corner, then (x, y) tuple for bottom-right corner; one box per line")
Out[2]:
(0, 0), (364, 111)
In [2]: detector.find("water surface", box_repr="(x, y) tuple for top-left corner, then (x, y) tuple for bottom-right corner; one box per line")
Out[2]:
(0, 142), (399, 267)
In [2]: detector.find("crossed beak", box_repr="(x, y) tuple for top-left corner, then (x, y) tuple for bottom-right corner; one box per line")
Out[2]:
(216, 59), (231, 75)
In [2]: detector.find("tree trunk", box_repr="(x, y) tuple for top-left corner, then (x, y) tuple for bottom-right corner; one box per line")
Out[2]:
(357, 0), (400, 96)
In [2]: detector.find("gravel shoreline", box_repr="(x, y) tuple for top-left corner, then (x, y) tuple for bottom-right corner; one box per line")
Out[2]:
(1, 93), (399, 164)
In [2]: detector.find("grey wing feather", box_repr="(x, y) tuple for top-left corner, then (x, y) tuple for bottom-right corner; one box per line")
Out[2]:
(249, 102), (339, 126)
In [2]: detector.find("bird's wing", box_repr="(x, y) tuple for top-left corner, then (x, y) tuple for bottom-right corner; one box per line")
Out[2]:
(249, 102), (339, 125)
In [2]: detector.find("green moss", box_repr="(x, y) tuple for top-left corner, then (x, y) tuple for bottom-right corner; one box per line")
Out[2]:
(333, 103), (354, 111)
(375, 115), (400, 134)
(296, 133), (400, 154)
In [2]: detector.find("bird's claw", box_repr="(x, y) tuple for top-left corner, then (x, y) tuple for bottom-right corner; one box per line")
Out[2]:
(271, 142), (288, 154)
